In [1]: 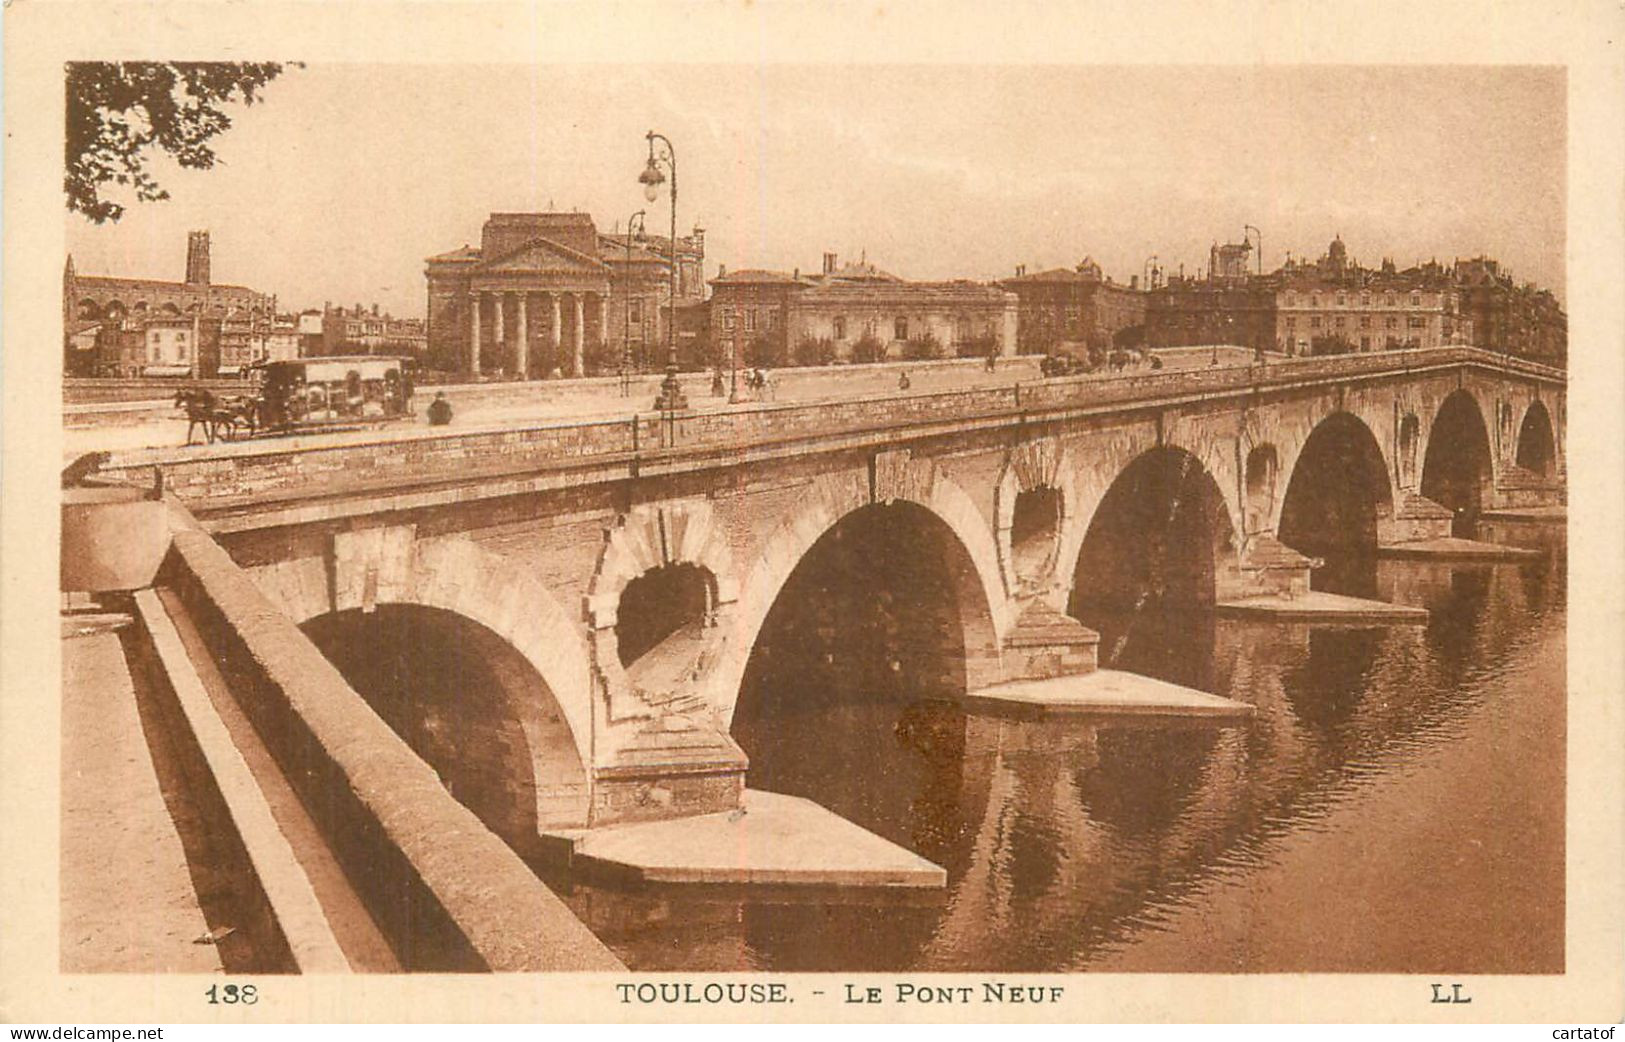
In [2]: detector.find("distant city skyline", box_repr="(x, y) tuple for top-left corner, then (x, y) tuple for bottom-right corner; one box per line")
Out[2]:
(65, 64), (1565, 318)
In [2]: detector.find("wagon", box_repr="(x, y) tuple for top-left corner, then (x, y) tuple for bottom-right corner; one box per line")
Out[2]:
(252, 356), (414, 430)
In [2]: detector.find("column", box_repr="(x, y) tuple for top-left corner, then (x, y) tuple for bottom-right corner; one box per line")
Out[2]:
(596, 294), (608, 351)
(572, 294), (585, 377)
(550, 294), (562, 376)
(515, 292), (529, 380)
(468, 291), (481, 375)
(493, 291), (506, 372)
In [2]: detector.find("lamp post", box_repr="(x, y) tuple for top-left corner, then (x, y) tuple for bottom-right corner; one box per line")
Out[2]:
(639, 130), (687, 411)
(621, 210), (646, 397)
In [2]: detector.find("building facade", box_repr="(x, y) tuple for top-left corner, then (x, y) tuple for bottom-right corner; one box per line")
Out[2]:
(1274, 264), (1465, 356)
(709, 252), (1018, 368)
(1145, 280), (1278, 354)
(1455, 257), (1567, 367)
(1144, 235), (1514, 359)
(64, 231), (276, 377)
(999, 259), (1147, 354)
(310, 303), (429, 359)
(424, 212), (704, 378)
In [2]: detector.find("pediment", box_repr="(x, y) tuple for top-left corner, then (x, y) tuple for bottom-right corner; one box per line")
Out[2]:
(480, 236), (609, 275)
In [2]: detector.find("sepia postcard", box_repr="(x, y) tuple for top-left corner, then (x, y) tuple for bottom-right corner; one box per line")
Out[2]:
(3, 0), (1623, 1026)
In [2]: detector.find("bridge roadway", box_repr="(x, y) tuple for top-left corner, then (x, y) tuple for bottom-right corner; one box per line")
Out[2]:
(90, 346), (1565, 874)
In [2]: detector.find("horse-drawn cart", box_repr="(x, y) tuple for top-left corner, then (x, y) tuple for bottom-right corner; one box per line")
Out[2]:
(175, 356), (415, 444)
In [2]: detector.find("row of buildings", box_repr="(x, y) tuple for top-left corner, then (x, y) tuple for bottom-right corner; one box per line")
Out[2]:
(1141, 234), (1568, 365)
(64, 231), (427, 378)
(421, 213), (1567, 379)
(64, 222), (1568, 381)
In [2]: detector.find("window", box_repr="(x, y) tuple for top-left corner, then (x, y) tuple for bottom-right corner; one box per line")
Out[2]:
(1336, 294), (1346, 306)
(1284, 317), (1296, 329)
(834, 315), (846, 339)
(1286, 293), (1296, 306)
(1335, 316), (1346, 329)
(895, 316), (909, 340)
(1310, 316), (1322, 329)
(1361, 293), (1371, 306)
(1386, 294), (1396, 306)
(1411, 292), (1421, 306)
(723, 311), (737, 332)
(629, 300), (643, 325)
(1386, 316), (1399, 329)
(1360, 336), (1371, 350)
(1311, 295), (1320, 307)
(745, 310), (757, 332)
(1408, 315), (1426, 329)
(1359, 317), (1371, 329)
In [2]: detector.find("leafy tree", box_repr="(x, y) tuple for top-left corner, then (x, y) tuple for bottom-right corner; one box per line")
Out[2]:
(66, 61), (295, 223)
(793, 335), (836, 368)
(850, 332), (886, 364)
(743, 334), (785, 369)
(903, 330), (944, 361)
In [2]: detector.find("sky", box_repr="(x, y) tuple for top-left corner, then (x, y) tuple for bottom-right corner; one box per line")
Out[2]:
(65, 64), (1566, 318)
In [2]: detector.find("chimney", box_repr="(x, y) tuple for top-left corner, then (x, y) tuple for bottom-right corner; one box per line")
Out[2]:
(185, 230), (211, 286)
(718, 263), (727, 278)
(823, 252), (837, 275)
(372, 303), (380, 317)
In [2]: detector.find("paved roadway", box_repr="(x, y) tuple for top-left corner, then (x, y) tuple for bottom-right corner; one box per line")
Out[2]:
(64, 349), (1261, 462)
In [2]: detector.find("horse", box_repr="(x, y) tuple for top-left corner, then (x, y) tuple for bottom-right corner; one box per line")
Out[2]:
(174, 388), (255, 444)
(174, 388), (219, 445)
(212, 395), (260, 441)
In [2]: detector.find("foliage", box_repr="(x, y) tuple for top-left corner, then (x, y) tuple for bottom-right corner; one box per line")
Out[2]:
(66, 61), (296, 223)
(582, 336), (624, 377)
(850, 332), (887, 364)
(743, 334), (786, 369)
(955, 333), (998, 359)
(793, 335), (837, 368)
(902, 331), (945, 362)
(1112, 324), (1146, 349)
(1310, 333), (1357, 356)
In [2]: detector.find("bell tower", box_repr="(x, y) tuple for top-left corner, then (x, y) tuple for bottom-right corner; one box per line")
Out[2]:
(185, 230), (211, 286)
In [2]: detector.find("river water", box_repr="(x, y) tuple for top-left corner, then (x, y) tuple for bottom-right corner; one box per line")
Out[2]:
(560, 521), (1565, 974)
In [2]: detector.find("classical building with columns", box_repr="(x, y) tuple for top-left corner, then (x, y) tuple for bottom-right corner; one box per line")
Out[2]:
(424, 212), (704, 379)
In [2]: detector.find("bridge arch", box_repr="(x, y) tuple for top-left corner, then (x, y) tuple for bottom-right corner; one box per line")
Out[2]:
(1068, 445), (1241, 615)
(1420, 389), (1494, 534)
(1243, 443), (1280, 535)
(712, 461), (1005, 728)
(257, 535), (595, 834)
(584, 499), (740, 723)
(994, 437), (1077, 598)
(1277, 411), (1394, 592)
(1515, 400), (1557, 479)
(301, 604), (588, 853)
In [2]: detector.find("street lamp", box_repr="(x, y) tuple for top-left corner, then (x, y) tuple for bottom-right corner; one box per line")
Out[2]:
(639, 130), (686, 411)
(620, 210), (646, 397)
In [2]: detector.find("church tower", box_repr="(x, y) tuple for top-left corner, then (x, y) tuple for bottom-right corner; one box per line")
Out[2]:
(185, 230), (211, 286)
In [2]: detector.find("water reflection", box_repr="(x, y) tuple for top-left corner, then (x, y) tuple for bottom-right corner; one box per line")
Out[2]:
(563, 523), (1565, 972)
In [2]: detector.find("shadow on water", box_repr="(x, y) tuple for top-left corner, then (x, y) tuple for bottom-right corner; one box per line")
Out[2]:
(564, 525), (1567, 973)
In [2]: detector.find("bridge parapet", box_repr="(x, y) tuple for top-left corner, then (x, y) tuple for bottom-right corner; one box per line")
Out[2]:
(97, 347), (1562, 522)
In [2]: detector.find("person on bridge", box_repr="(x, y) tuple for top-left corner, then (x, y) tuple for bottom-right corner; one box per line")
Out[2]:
(427, 392), (453, 426)
(898, 370), (912, 391)
(985, 344), (999, 373)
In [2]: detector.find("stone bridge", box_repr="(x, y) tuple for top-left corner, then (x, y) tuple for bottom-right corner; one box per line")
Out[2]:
(97, 347), (1565, 854)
